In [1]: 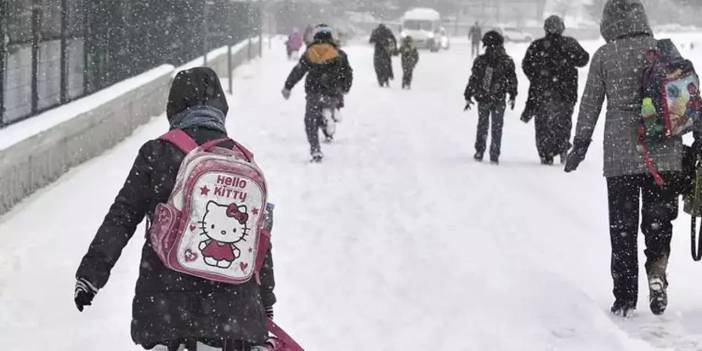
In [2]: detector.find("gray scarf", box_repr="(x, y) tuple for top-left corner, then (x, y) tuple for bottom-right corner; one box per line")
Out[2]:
(169, 105), (227, 133)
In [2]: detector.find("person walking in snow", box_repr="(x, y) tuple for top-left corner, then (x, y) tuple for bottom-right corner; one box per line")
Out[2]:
(286, 28), (304, 60)
(369, 23), (397, 87)
(399, 36), (419, 89)
(282, 24), (353, 162)
(74, 67), (277, 350)
(564, 0), (690, 317)
(468, 22), (482, 59)
(522, 15), (590, 165)
(464, 31), (518, 165)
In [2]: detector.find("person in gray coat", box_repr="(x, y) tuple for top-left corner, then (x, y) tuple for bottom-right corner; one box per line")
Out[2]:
(564, 0), (685, 317)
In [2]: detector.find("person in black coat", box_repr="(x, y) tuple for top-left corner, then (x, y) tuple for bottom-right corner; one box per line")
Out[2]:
(369, 24), (397, 87)
(468, 22), (482, 58)
(522, 15), (590, 165)
(282, 25), (353, 162)
(399, 36), (419, 89)
(464, 31), (518, 165)
(74, 67), (276, 351)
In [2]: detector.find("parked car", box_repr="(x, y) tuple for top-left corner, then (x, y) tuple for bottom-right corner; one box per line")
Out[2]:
(500, 27), (532, 43)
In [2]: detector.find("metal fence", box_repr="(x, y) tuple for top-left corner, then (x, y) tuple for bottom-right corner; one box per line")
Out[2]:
(0, 0), (261, 128)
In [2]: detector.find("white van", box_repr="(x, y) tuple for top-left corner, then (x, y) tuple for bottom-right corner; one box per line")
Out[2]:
(400, 8), (443, 52)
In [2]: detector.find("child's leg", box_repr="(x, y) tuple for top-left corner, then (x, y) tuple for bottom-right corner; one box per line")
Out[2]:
(489, 103), (506, 160)
(475, 103), (490, 155)
(304, 95), (323, 155)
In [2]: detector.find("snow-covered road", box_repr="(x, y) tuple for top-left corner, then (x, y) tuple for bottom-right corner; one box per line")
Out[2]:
(2, 36), (702, 350)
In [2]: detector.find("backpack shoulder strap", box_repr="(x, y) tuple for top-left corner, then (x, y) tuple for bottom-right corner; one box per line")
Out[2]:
(232, 141), (254, 162)
(160, 129), (199, 153)
(200, 138), (255, 163)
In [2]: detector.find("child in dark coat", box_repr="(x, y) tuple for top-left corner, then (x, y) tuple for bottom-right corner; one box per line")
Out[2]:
(399, 36), (419, 89)
(464, 31), (518, 164)
(74, 67), (276, 351)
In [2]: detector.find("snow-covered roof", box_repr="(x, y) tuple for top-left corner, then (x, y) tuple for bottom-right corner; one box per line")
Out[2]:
(402, 8), (440, 21)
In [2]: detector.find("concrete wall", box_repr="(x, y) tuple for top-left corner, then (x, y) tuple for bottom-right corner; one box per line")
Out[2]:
(0, 38), (263, 215)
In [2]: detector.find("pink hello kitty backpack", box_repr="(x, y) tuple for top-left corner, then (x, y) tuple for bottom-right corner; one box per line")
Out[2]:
(149, 129), (270, 285)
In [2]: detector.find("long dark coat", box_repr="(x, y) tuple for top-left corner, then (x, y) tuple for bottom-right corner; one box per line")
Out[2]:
(76, 68), (276, 349)
(521, 33), (589, 121)
(369, 25), (397, 84)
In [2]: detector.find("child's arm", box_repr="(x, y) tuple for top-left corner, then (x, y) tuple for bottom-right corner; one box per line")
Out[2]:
(521, 42), (540, 80)
(464, 58), (484, 101)
(259, 247), (276, 317)
(563, 37), (590, 68)
(75, 142), (154, 291)
(284, 55), (311, 92)
(506, 58), (518, 101)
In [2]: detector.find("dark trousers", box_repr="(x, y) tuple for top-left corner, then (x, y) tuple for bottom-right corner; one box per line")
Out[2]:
(305, 94), (336, 154)
(534, 97), (574, 159)
(606, 174), (678, 305)
(402, 66), (415, 88)
(475, 101), (505, 159)
(374, 52), (393, 85)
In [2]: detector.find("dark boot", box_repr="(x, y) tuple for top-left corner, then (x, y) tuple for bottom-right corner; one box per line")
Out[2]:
(647, 254), (669, 315)
(474, 151), (484, 162)
(611, 299), (636, 317)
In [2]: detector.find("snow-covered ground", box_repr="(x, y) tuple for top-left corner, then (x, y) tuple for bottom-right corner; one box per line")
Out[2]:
(2, 36), (702, 350)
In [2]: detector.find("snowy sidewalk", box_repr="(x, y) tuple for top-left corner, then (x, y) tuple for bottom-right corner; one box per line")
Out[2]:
(2, 38), (702, 350)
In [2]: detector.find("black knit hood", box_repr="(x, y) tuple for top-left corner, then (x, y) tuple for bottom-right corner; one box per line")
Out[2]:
(166, 67), (229, 120)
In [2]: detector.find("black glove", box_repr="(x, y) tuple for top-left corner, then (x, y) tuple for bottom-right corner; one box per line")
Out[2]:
(464, 99), (474, 111)
(264, 305), (274, 319)
(74, 277), (98, 312)
(564, 138), (591, 173)
(508, 95), (516, 110)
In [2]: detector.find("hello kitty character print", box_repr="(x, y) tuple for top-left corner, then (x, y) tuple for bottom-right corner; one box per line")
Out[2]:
(198, 201), (251, 268)
(149, 129), (270, 285)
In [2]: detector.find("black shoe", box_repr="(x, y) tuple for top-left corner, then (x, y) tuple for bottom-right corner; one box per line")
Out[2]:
(474, 152), (484, 162)
(560, 152), (568, 165)
(649, 277), (668, 315)
(611, 300), (636, 317)
(310, 151), (323, 163)
(490, 156), (499, 165)
(540, 156), (554, 165)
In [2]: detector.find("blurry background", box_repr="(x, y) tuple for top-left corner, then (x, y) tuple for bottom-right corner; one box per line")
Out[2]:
(1, 0), (701, 128)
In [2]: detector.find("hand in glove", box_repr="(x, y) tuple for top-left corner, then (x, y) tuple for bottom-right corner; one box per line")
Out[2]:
(264, 305), (274, 319)
(564, 138), (591, 173)
(74, 277), (98, 312)
(508, 95), (516, 110)
(464, 99), (474, 111)
(281, 89), (291, 100)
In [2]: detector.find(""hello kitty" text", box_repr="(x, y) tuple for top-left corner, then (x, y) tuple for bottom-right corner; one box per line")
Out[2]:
(214, 175), (248, 201)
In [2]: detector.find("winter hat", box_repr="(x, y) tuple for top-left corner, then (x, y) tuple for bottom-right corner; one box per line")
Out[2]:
(482, 30), (504, 48)
(600, 0), (652, 42)
(167, 67), (228, 120)
(313, 24), (334, 41)
(544, 15), (565, 35)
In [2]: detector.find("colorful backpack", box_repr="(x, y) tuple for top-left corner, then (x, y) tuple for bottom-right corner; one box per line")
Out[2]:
(149, 129), (271, 285)
(639, 39), (702, 185)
